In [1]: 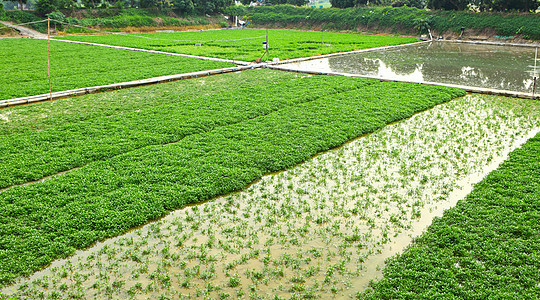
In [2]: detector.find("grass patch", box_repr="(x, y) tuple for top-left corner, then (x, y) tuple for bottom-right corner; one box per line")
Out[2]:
(54, 29), (418, 62)
(0, 39), (233, 100)
(362, 132), (540, 299)
(0, 78), (464, 287)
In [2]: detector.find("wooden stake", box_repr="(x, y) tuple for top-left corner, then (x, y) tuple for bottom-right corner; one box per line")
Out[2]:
(47, 18), (52, 100)
(533, 48), (537, 97)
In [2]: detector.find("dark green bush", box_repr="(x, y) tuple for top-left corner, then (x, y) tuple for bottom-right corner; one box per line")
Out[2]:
(2, 10), (48, 32)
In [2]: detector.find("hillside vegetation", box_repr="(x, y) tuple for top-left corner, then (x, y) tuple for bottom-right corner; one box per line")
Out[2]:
(245, 5), (540, 40)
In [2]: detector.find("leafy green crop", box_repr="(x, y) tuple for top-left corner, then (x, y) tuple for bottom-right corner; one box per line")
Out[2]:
(0, 39), (232, 100)
(0, 75), (375, 188)
(55, 29), (418, 62)
(0, 69), (298, 136)
(362, 132), (540, 299)
(0, 79), (464, 287)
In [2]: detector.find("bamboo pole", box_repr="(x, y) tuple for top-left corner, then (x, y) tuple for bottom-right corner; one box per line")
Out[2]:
(47, 18), (52, 100)
(533, 48), (537, 97)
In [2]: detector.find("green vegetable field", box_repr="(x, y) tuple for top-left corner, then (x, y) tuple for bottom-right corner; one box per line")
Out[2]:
(0, 75), (373, 188)
(2, 27), (537, 298)
(362, 133), (540, 299)
(0, 69), (297, 135)
(0, 73), (464, 286)
(55, 29), (418, 62)
(0, 39), (232, 100)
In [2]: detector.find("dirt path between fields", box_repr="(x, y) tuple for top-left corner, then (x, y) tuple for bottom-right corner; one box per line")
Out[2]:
(0, 21), (47, 39)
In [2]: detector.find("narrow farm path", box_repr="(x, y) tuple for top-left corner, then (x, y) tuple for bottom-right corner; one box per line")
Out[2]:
(0, 65), (255, 108)
(4, 94), (538, 299)
(0, 21), (47, 39)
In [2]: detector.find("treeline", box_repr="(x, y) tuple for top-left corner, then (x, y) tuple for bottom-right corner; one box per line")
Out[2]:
(245, 5), (540, 39)
(0, 8), (211, 32)
(330, 0), (539, 12)
(1, 0), (233, 15)
(235, 0), (308, 6)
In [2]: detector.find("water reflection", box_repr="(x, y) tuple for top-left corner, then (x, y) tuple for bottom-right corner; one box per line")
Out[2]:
(282, 42), (539, 93)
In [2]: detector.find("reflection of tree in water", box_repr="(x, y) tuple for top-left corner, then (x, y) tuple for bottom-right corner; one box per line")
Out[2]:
(327, 56), (381, 76)
(326, 42), (536, 93)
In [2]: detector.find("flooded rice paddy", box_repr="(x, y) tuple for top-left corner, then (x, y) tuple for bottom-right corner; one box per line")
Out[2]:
(280, 42), (540, 94)
(3, 94), (540, 299)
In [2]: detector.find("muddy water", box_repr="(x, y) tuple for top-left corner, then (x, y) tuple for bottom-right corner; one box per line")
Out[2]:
(280, 42), (540, 94)
(3, 94), (540, 299)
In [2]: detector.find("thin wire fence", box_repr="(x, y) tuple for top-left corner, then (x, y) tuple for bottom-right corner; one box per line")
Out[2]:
(0, 19), (48, 28)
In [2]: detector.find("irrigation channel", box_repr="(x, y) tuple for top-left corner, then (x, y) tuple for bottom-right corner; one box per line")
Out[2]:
(3, 94), (539, 299)
(273, 41), (540, 99)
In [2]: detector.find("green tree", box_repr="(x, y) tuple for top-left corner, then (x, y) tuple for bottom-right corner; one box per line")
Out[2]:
(17, 0), (28, 10)
(427, 0), (468, 10)
(330, 0), (368, 8)
(223, 4), (246, 15)
(391, 0), (425, 8)
(478, 0), (539, 11)
(36, 0), (57, 15)
(330, 0), (355, 8)
(81, 0), (97, 8)
(139, 0), (159, 7)
(193, 0), (233, 14)
(57, 0), (76, 9)
(286, 0), (308, 5)
(174, 0), (194, 13)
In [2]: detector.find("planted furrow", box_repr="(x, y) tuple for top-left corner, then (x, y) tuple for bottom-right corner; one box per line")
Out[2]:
(55, 29), (418, 62)
(0, 39), (233, 100)
(0, 76), (376, 189)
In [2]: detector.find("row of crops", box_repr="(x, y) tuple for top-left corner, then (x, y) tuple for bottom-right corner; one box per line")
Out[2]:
(0, 72), (464, 287)
(0, 39), (233, 101)
(0, 75), (374, 188)
(0, 69), (298, 135)
(363, 132), (540, 299)
(54, 29), (418, 62)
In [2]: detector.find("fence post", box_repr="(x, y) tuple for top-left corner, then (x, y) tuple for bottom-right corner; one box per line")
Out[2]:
(48, 17), (52, 100)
